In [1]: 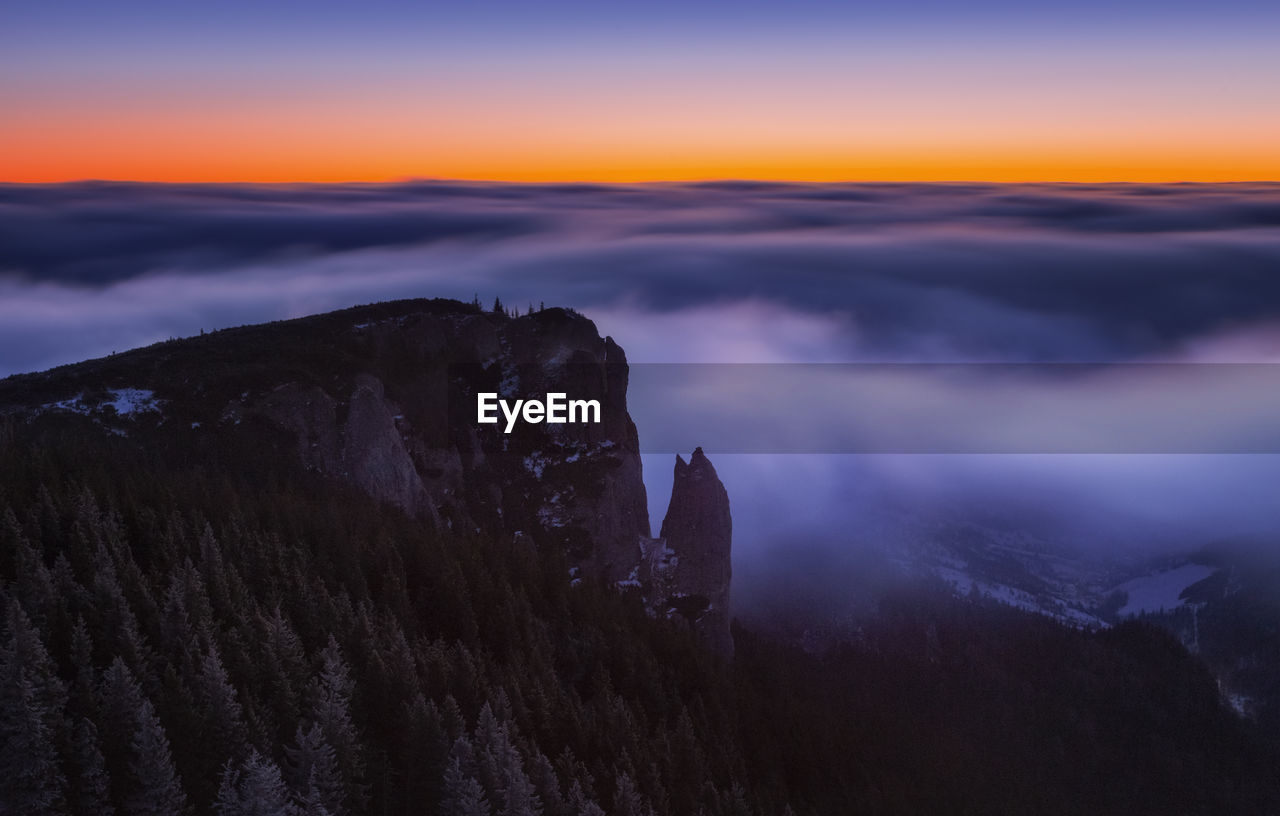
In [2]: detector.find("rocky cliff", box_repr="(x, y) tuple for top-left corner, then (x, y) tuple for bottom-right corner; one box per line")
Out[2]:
(0, 298), (734, 652)
(218, 302), (651, 586)
(648, 448), (734, 655)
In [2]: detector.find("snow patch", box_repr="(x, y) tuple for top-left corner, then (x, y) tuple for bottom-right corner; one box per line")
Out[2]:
(537, 491), (567, 527)
(41, 388), (162, 419)
(1226, 692), (1253, 718)
(934, 566), (1104, 628)
(498, 365), (519, 398)
(44, 393), (91, 415)
(640, 537), (678, 575)
(523, 452), (549, 479)
(105, 388), (160, 416)
(1114, 563), (1219, 617)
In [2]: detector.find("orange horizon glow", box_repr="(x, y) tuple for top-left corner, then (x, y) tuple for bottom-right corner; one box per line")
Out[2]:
(7, 170), (1280, 184)
(7, 39), (1278, 185)
(7, 148), (1279, 185)
(7, 115), (1277, 184)
(9, 2), (1280, 187)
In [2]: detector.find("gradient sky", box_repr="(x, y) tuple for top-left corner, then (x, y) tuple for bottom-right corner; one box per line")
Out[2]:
(4, 0), (1279, 182)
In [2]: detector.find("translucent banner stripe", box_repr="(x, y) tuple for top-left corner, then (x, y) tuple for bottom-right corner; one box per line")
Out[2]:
(451, 363), (1280, 454)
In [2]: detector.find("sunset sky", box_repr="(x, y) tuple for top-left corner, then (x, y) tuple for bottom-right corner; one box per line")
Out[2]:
(4, 0), (1279, 182)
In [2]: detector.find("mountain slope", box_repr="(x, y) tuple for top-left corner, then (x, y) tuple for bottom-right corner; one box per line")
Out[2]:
(1, 299), (1277, 815)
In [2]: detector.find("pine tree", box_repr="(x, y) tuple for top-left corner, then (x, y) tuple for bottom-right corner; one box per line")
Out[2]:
(612, 772), (649, 816)
(0, 506), (24, 568)
(159, 581), (197, 677)
(470, 702), (539, 816)
(126, 697), (188, 816)
(565, 780), (605, 816)
(473, 703), (504, 797)
(309, 637), (364, 808)
(70, 717), (115, 816)
(3, 599), (68, 731)
(401, 694), (447, 812)
(0, 674), (67, 815)
(197, 643), (249, 764)
(528, 751), (566, 816)
(0, 599), (69, 815)
(97, 656), (147, 805)
(215, 750), (293, 816)
(216, 761), (241, 816)
(11, 532), (56, 629)
(497, 755), (541, 816)
(285, 722), (345, 816)
(442, 754), (492, 816)
(667, 709), (704, 815)
(257, 608), (307, 734)
(89, 547), (152, 680)
(440, 695), (467, 742)
(454, 777), (493, 816)
(69, 616), (98, 718)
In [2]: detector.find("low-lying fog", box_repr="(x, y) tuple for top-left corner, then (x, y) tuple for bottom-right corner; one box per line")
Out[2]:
(4, 180), (1279, 616)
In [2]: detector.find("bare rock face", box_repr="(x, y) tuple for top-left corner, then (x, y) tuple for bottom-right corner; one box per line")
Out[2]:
(234, 307), (730, 654)
(223, 300), (650, 587)
(1, 298), (736, 656)
(240, 375), (431, 518)
(653, 448), (733, 655)
(343, 374), (432, 517)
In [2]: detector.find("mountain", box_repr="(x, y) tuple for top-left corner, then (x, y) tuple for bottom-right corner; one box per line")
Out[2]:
(0, 298), (733, 652)
(0, 300), (648, 575)
(1, 298), (1277, 815)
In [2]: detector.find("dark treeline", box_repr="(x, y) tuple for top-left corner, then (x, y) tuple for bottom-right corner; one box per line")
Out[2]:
(2, 418), (1278, 815)
(1136, 553), (1280, 734)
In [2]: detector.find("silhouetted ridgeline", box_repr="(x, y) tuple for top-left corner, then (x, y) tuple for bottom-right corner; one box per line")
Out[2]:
(1, 298), (1277, 815)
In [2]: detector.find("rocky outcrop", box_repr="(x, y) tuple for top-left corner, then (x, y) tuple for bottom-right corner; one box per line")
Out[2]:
(221, 301), (651, 586)
(1, 298), (734, 655)
(343, 374), (433, 516)
(230, 304), (732, 653)
(248, 374), (431, 518)
(645, 448), (734, 655)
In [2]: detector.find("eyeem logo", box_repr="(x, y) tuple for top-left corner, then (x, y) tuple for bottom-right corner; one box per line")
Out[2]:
(477, 392), (602, 433)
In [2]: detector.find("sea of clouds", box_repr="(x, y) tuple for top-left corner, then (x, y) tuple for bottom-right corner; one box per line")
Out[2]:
(4, 180), (1279, 579)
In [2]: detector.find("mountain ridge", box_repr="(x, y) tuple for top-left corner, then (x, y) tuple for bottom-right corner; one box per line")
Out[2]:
(2, 299), (1278, 815)
(0, 297), (734, 652)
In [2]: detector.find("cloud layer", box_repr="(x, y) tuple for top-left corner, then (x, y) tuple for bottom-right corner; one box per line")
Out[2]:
(4, 180), (1280, 375)
(4, 181), (1280, 571)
